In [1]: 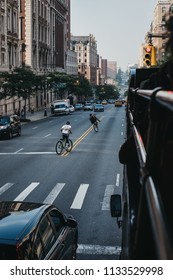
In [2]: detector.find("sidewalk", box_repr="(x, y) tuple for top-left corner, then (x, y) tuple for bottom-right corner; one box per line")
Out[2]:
(25, 108), (51, 122)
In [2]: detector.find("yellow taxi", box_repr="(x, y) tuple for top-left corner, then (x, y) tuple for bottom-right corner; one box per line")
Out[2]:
(114, 100), (123, 107)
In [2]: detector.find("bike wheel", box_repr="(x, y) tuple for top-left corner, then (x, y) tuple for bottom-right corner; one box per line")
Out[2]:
(93, 124), (98, 132)
(66, 139), (73, 152)
(55, 141), (63, 155)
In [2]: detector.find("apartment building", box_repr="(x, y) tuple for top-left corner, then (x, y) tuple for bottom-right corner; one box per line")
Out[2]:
(0, 0), (71, 115)
(71, 34), (97, 85)
(0, 0), (19, 72)
(107, 61), (117, 85)
(151, 0), (173, 63)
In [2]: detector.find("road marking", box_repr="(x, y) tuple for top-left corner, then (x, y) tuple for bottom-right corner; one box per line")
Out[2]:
(0, 152), (55, 155)
(70, 184), (89, 209)
(14, 148), (23, 154)
(77, 244), (121, 255)
(101, 185), (115, 210)
(43, 183), (65, 204)
(14, 182), (40, 201)
(116, 173), (120, 187)
(0, 183), (14, 195)
(121, 132), (123, 135)
(32, 126), (38, 129)
(44, 134), (51, 138)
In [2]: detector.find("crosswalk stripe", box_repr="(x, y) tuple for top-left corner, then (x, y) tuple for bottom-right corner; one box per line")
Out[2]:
(70, 184), (89, 209)
(77, 244), (121, 255)
(0, 182), (116, 211)
(0, 183), (14, 195)
(43, 183), (65, 204)
(101, 185), (115, 210)
(14, 182), (40, 201)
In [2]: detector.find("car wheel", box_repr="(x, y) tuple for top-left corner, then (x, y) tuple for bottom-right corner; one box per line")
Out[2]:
(18, 127), (21, 136)
(8, 130), (13, 139)
(72, 240), (78, 260)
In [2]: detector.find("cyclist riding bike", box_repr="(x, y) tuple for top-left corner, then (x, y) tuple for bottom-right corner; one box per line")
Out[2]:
(89, 113), (100, 126)
(61, 121), (72, 146)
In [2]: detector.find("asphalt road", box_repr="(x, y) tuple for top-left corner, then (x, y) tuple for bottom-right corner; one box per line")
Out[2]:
(0, 104), (126, 260)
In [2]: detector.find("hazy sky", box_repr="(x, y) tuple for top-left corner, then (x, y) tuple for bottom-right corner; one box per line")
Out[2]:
(71, 0), (159, 70)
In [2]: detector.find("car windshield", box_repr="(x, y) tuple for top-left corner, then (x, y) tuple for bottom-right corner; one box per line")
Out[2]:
(55, 104), (65, 109)
(0, 118), (9, 125)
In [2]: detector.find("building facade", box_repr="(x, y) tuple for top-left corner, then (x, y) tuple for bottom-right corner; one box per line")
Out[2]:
(71, 34), (97, 85)
(151, 0), (173, 63)
(0, 0), (71, 115)
(0, 0), (20, 72)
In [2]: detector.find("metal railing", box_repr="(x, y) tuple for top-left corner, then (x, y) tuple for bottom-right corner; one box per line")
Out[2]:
(127, 88), (173, 259)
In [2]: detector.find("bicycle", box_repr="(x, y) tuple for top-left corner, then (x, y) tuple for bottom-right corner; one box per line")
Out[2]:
(55, 137), (73, 155)
(93, 121), (99, 132)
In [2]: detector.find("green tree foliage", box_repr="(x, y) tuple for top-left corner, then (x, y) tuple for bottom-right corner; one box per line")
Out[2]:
(0, 66), (36, 100)
(95, 84), (119, 100)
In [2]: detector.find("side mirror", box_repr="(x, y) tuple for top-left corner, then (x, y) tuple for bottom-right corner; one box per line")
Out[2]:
(110, 194), (122, 228)
(67, 217), (77, 228)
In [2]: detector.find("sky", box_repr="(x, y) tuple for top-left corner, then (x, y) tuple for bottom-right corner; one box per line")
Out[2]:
(70, 0), (159, 71)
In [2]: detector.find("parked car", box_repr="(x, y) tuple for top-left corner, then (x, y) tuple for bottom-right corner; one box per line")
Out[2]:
(83, 103), (93, 111)
(94, 104), (104, 112)
(0, 115), (21, 139)
(69, 105), (75, 113)
(74, 104), (83, 111)
(0, 201), (78, 260)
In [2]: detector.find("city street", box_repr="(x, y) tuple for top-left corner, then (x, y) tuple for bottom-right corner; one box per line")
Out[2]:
(0, 104), (126, 259)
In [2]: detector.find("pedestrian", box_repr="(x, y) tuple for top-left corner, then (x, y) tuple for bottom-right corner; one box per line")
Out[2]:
(31, 104), (34, 114)
(21, 108), (24, 119)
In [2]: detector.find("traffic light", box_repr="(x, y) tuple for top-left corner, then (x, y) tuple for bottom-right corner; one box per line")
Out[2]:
(144, 45), (152, 67)
(151, 45), (156, 66)
(143, 44), (156, 67)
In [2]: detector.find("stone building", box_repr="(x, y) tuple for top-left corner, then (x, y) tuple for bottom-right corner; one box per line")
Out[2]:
(71, 34), (97, 85)
(0, 0), (71, 115)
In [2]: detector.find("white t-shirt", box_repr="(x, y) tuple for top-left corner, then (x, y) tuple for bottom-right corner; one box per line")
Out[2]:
(61, 124), (71, 135)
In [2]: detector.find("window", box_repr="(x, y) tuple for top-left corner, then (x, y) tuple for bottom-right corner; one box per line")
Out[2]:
(170, 5), (173, 14)
(39, 217), (55, 255)
(34, 216), (55, 259)
(49, 210), (65, 235)
(33, 232), (44, 259)
(162, 6), (166, 13)
(13, 10), (17, 33)
(7, 8), (11, 31)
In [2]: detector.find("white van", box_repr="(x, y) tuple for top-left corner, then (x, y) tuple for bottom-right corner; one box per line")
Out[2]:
(51, 99), (70, 115)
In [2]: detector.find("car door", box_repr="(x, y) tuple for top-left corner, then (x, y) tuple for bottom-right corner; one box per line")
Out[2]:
(48, 210), (74, 260)
(32, 215), (56, 259)
(10, 116), (18, 134)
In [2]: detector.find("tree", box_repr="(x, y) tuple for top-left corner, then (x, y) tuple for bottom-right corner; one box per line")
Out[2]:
(95, 84), (119, 100)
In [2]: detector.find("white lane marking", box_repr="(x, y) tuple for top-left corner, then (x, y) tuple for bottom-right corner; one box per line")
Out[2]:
(121, 132), (123, 135)
(43, 183), (65, 204)
(70, 184), (89, 209)
(32, 126), (38, 129)
(101, 185), (115, 210)
(14, 182), (40, 201)
(0, 152), (55, 155)
(14, 148), (23, 154)
(44, 134), (51, 138)
(0, 183), (14, 195)
(116, 173), (120, 187)
(77, 244), (121, 255)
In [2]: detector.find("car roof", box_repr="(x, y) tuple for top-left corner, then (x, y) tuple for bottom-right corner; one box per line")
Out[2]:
(0, 201), (52, 243)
